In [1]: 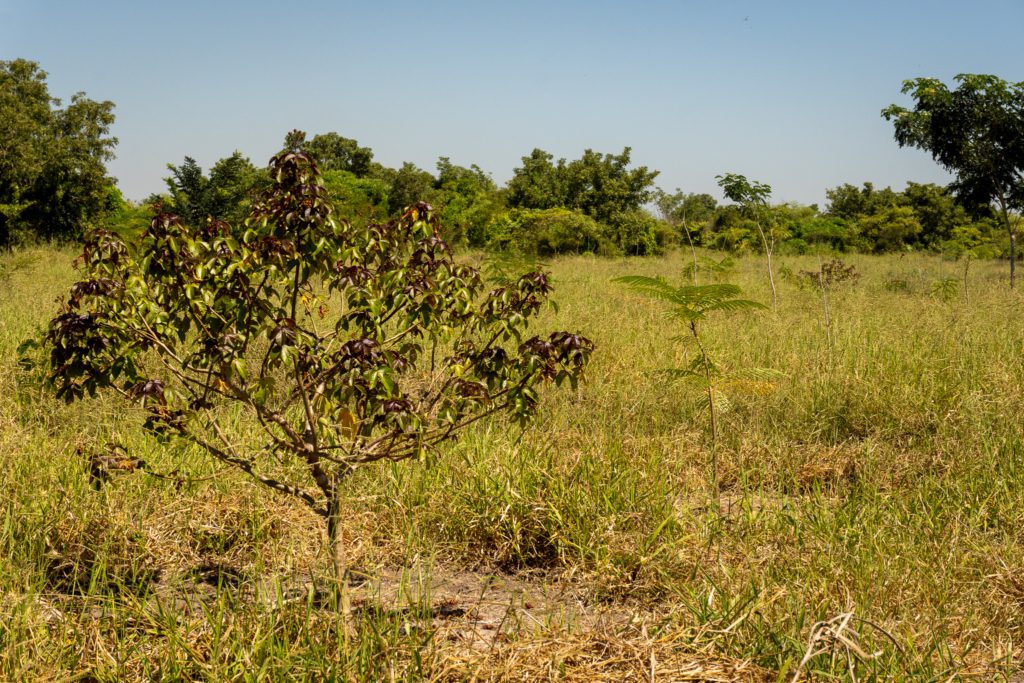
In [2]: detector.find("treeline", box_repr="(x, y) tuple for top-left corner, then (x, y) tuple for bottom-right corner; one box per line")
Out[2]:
(664, 181), (1003, 258)
(121, 138), (672, 257)
(0, 57), (1012, 260)
(125, 134), (1006, 260)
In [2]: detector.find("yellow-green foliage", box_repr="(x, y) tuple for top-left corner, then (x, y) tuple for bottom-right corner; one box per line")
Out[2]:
(2, 247), (1023, 680)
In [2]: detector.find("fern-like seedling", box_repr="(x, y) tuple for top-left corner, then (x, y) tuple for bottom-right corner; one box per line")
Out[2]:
(614, 276), (774, 491)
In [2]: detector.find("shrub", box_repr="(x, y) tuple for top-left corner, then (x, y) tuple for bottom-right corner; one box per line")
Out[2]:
(321, 169), (390, 224)
(605, 210), (672, 256)
(486, 207), (607, 256)
(38, 134), (593, 587)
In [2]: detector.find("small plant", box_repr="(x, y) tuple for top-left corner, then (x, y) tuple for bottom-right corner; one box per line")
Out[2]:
(930, 277), (960, 304)
(38, 133), (593, 593)
(613, 276), (771, 492)
(883, 277), (912, 294)
(681, 255), (736, 284)
(800, 258), (860, 355)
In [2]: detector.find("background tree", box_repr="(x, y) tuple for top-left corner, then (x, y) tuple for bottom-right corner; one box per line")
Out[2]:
(0, 60), (50, 246)
(508, 147), (659, 223)
(507, 147), (662, 254)
(824, 182), (900, 221)
(0, 59), (117, 247)
(299, 132), (375, 177)
(161, 152), (265, 226)
(824, 181), (980, 252)
(856, 205), (921, 253)
(655, 188), (718, 280)
(506, 149), (564, 210)
(387, 162), (437, 216)
(434, 157), (501, 246)
(560, 148), (659, 226)
(321, 170), (390, 225)
(901, 182), (970, 247)
(883, 74), (1024, 286)
(485, 207), (605, 255)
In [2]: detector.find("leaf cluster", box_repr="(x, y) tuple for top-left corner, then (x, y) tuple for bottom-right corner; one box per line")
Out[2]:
(612, 277), (766, 323)
(882, 74), (1024, 212)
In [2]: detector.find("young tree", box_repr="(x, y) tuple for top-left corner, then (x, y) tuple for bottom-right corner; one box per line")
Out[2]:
(717, 173), (778, 308)
(883, 74), (1024, 287)
(799, 258), (860, 357)
(613, 277), (769, 492)
(41, 135), (593, 589)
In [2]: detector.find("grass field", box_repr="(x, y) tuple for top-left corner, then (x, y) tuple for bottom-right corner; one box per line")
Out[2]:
(2, 246), (1023, 681)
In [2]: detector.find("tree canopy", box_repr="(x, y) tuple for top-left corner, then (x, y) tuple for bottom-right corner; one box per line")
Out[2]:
(0, 59), (117, 247)
(297, 132), (375, 177)
(161, 152), (265, 226)
(507, 147), (659, 225)
(883, 74), (1024, 285)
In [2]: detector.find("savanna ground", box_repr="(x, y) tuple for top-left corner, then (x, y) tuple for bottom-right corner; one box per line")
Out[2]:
(1, 246), (1023, 681)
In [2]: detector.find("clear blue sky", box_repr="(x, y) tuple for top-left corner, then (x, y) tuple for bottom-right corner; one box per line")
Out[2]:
(3, 0), (1022, 206)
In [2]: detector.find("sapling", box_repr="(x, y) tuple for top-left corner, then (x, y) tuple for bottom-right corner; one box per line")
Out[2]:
(930, 277), (960, 304)
(799, 258), (859, 359)
(613, 276), (773, 492)
(655, 188), (701, 284)
(716, 173), (778, 309)
(39, 134), (593, 595)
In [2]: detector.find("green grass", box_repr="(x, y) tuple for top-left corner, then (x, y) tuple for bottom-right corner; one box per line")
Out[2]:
(1, 246), (1022, 680)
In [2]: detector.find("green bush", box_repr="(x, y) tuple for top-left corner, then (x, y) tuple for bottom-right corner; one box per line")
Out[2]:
(708, 223), (757, 252)
(606, 210), (672, 256)
(777, 237), (811, 255)
(486, 208), (607, 256)
(95, 186), (152, 241)
(321, 170), (389, 225)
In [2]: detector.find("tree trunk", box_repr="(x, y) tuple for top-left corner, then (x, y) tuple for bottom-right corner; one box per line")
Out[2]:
(327, 496), (350, 614)
(998, 193), (1016, 289)
(683, 223), (699, 285)
(691, 321), (718, 501)
(756, 220), (778, 309)
(963, 256), (971, 306)
(1011, 232), (1017, 289)
(821, 288), (833, 360)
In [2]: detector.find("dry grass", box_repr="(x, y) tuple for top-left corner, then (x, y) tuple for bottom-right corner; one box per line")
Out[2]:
(2, 246), (1024, 680)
